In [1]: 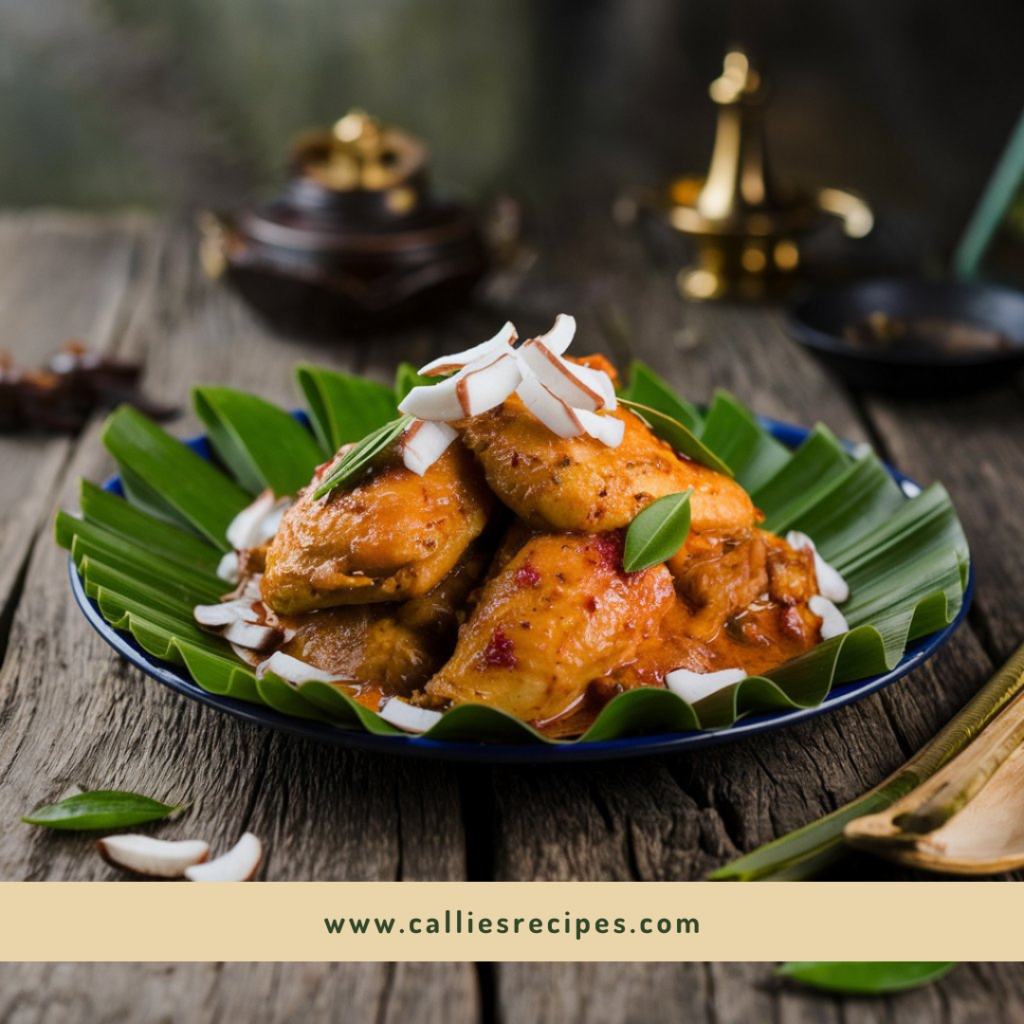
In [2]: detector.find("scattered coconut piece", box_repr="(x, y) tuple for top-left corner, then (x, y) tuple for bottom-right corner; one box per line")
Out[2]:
(664, 667), (748, 704)
(517, 339), (605, 411)
(576, 408), (625, 448)
(225, 491), (291, 549)
(418, 321), (517, 377)
(516, 373), (585, 438)
(402, 418), (459, 476)
(98, 835), (210, 879)
(221, 620), (282, 652)
(786, 530), (850, 603)
(809, 595), (850, 640)
(193, 599), (261, 629)
(185, 832), (262, 882)
(230, 643), (261, 667)
(378, 698), (443, 734)
(216, 550), (240, 584)
(256, 651), (354, 686)
(226, 490), (275, 550)
(535, 313), (576, 355)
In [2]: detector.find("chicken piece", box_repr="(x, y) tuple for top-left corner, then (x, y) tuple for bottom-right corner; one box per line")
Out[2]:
(261, 439), (493, 614)
(276, 544), (490, 700)
(423, 531), (675, 727)
(669, 528), (768, 640)
(764, 532), (818, 606)
(459, 394), (756, 535)
(615, 530), (823, 691)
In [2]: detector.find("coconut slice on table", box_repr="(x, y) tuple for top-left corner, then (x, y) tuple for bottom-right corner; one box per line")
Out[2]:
(185, 833), (263, 882)
(256, 651), (354, 686)
(785, 530), (850, 604)
(378, 698), (443, 734)
(809, 595), (849, 640)
(417, 321), (517, 377)
(98, 835), (210, 879)
(402, 419), (458, 476)
(665, 667), (748, 704)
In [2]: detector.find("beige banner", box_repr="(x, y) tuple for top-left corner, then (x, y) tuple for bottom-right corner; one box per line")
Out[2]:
(0, 881), (1013, 961)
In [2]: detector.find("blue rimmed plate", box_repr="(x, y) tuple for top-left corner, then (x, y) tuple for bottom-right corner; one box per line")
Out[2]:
(69, 418), (973, 763)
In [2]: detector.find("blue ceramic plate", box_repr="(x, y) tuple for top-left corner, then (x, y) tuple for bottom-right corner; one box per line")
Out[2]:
(70, 418), (973, 763)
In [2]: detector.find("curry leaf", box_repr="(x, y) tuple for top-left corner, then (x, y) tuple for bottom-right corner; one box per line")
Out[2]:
(22, 791), (183, 831)
(777, 962), (957, 995)
(623, 490), (693, 572)
(312, 416), (411, 500)
(620, 399), (733, 477)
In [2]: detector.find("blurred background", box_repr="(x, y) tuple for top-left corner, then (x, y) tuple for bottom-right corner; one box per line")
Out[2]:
(1, 0), (1022, 272)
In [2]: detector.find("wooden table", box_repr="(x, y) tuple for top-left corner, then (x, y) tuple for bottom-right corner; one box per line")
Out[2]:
(1, 211), (1023, 1021)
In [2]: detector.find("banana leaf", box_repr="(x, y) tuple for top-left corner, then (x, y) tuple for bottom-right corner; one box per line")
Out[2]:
(57, 362), (971, 746)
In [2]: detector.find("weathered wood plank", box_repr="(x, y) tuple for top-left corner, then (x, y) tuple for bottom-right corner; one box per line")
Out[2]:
(0, 221), (467, 889)
(0, 961), (479, 1024)
(0, 212), (144, 623)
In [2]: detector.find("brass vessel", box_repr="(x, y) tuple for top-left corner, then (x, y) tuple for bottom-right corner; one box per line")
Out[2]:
(660, 52), (873, 300)
(200, 111), (487, 335)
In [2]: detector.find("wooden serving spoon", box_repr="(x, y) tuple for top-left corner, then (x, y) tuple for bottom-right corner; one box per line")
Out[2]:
(845, 643), (1024, 875)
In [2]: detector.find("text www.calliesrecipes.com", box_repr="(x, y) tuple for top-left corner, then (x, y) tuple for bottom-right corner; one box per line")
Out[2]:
(324, 910), (698, 940)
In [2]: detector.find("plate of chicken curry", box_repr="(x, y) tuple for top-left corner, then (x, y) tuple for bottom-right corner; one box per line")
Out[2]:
(58, 316), (972, 761)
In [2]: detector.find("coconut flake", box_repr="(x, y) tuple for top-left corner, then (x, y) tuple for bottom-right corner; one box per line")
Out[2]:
(417, 322), (517, 377)
(786, 531), (850, 603)
(664, 667), (748, 704)
(185, 832), (262, 882)
(809, 595), (849, 640)
(217, 551), (240, 584)
(516, 373), (585, 438)
(402, 419), (458, 476)
(226, 490), (275, 549)
(569, 361), (618, 410)
(378, 698), (443, 734)
(98, 835), (210, 878)
(535, 313), (576, 355)
(221, 620), (282, 652)
(193, 599), (261, 628)
(256, 651), (354, 686)
(576, 408), (625, 448)
(399, 351), (522, 421)
(518, 339), (605, 411)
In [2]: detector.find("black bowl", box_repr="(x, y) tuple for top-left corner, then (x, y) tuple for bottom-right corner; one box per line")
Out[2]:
(787, 278), (1024, 396)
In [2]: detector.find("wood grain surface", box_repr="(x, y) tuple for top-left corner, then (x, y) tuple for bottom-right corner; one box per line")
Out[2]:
(0, 211), (1022, 1020)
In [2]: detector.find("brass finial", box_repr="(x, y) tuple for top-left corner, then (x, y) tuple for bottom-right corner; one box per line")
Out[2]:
(655, 51), (872, 300)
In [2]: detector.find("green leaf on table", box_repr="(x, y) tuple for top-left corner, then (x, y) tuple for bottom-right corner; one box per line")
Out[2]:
(620, 399), (732, 476)
(623, 490), (693, 572)
(22, 790), (183, 831)
(193, 386), (324, 497)
(312, 416), (411, 500)
(102, 405), (250, 551)
(295, 363), (398, 454)
(621, 360), (704, 432)
(777, 962), (957, 995)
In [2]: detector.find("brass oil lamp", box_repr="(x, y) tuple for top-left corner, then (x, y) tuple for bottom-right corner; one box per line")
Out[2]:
(660, 52), (873, 300)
